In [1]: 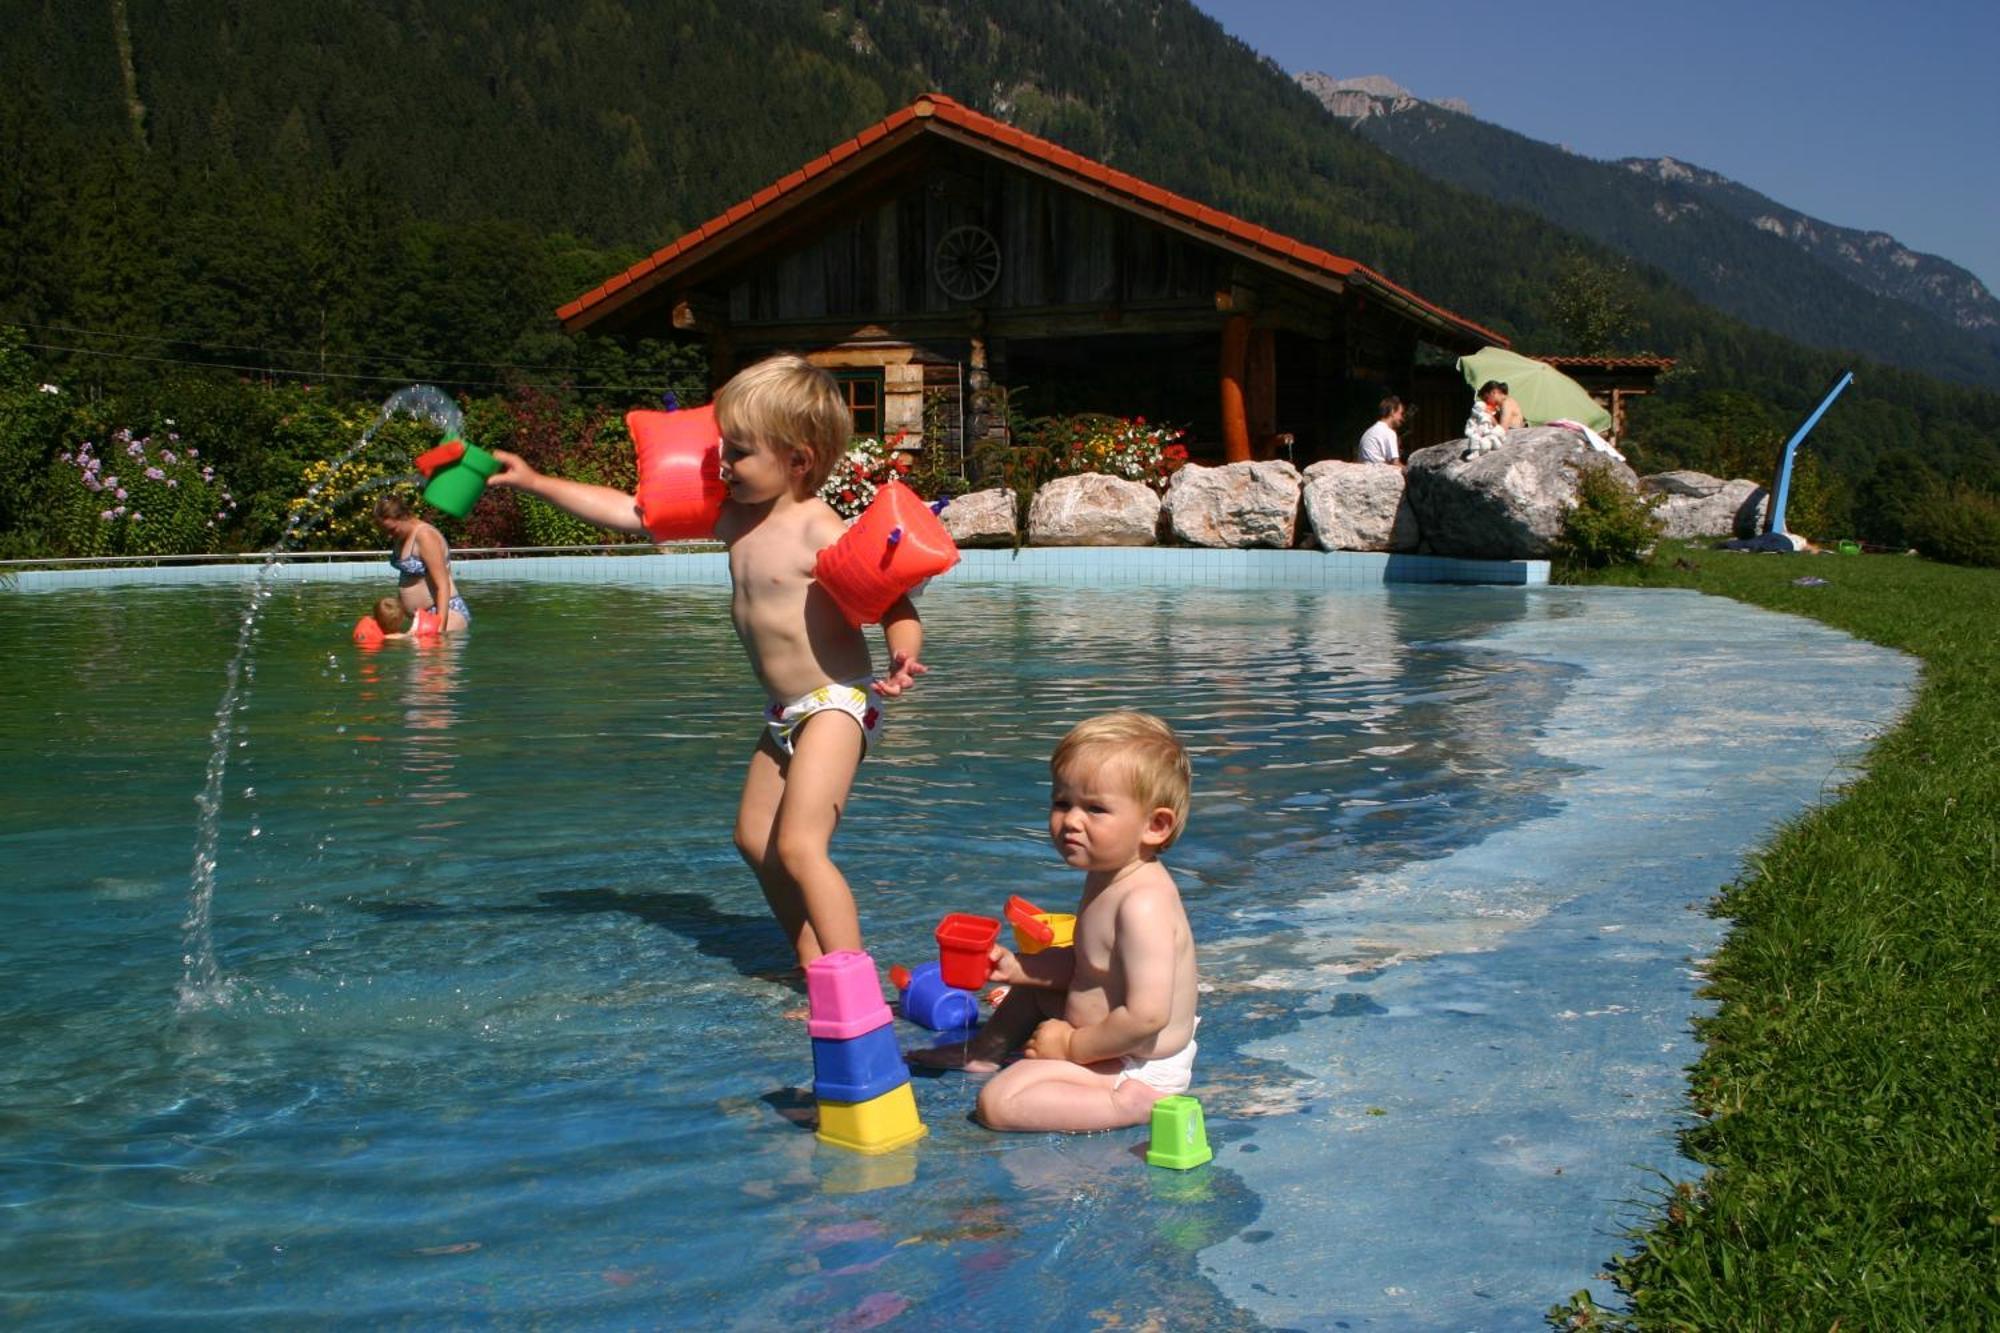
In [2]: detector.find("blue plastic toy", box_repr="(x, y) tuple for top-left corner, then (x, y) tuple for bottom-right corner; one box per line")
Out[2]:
(890, 961), (980, 1032)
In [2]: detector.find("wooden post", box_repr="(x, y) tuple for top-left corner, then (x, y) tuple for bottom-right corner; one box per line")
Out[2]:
(1248, 327), (1277, 458)
(1219, 315), (1251, 463)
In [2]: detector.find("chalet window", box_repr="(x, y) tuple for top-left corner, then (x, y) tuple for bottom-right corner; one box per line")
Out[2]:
(834, 369), (883, 437)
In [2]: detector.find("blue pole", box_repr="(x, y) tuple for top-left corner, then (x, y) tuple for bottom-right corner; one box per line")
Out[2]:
(1767, 371), (1854, 535)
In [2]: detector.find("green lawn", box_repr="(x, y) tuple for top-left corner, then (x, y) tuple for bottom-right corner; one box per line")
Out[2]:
(1553, 546), (1999, 1330)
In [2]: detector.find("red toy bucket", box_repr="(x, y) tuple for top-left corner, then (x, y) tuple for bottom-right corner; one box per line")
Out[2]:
(934, 913), (1000, 990)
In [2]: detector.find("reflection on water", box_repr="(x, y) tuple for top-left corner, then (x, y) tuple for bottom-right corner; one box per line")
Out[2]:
(0, 578), (1577, 1326)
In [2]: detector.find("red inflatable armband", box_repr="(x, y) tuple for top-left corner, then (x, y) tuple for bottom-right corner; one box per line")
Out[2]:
(352, 615), (385, 648)
(813, 481), (960, 628)
(413, 439), (467, 479)
(411, 607), (442, 637)
(630, 405), (726, 541)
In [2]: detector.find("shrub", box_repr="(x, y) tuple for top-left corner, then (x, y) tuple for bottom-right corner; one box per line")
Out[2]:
(286, 456), (414, 550)
(42, 427), (238, 557)
(970, 413), (1188, 529)
(898, 445), (970, 506)
(1904, 480), (2000, 568)
(819, 435), (911, 519)
(1554, 461), (1663, 573)
(1029, 413), (1188, 489)
(0, 327), (73, 553)
(1780, 451), (1853, 544)
(472, 390), (641, 548)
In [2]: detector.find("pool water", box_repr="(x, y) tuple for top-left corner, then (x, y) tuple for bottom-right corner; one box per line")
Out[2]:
(0, 579), (1911, 1328)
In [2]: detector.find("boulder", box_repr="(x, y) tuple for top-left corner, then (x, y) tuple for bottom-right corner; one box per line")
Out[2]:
(1162, 460), (1301, 547)
(1406, 426), (1642, 559)
(1027, 473), (1162, 546)
(1301, 460), (1419, 551)
(1640, 471), (1769, 539)
(938, 487), (1018, 547)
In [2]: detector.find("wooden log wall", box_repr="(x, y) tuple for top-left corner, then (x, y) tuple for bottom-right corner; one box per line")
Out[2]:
(727, 160), (1224, 325)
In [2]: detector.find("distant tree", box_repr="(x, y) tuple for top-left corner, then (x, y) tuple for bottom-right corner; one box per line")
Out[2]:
(1545, 252), (1644, 354)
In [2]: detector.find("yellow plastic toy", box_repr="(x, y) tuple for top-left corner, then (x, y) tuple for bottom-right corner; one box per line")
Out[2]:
(1005, 895), (1075, 955)
(816, 1081), (927, 1155)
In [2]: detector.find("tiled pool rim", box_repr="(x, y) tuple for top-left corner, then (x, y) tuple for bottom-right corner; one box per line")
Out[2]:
(0, 546), (1548, 592)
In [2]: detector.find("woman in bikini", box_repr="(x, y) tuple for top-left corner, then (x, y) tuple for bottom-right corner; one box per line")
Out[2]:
(373, 494), (470, 632)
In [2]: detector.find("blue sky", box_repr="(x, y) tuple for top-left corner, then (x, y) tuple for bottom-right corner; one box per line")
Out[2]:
(1191, 0), (2000, 292)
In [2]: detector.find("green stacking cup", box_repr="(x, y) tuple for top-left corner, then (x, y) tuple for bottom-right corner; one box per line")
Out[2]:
(420, 441), (501, 518)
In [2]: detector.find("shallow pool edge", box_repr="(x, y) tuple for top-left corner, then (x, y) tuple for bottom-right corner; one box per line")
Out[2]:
(2, 547), (1548, 592)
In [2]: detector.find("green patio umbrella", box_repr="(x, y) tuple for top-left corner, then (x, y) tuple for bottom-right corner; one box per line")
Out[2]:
(1456, 347), (1613, 435)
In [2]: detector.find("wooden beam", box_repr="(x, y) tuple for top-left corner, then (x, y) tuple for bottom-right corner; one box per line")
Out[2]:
(1220, 314), (1251, 463)
(1247, 327), (1277, 457)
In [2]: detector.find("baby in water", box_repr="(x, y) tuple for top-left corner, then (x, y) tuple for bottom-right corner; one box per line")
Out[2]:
(354, 596), (438, 645)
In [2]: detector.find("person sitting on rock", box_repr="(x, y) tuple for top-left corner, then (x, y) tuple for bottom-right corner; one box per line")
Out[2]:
(1463, 382), (1508, 458)
(1495, 382), (1526, 429)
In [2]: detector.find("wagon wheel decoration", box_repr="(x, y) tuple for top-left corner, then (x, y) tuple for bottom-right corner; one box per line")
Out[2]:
(933, 225), (1001, 301)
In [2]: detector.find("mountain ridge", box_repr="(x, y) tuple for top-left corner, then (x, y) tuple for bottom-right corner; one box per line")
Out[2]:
(1300, 73), (2000, 388)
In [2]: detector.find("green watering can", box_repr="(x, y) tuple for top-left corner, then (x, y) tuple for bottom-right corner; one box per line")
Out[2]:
(414, 438), (501, 518)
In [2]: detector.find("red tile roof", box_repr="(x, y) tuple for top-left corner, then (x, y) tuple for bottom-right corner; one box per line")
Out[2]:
(1535, 355), (1677, 370)
(557, 93), (1506, 348)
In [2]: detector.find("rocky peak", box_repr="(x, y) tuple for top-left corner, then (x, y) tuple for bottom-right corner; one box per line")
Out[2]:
(1297, 71), (1468, 121)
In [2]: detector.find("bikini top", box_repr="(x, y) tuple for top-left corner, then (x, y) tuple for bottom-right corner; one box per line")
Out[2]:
(390, 548), (428, 577)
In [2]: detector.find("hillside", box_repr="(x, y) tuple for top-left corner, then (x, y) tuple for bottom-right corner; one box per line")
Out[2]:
(3, 0), (1997, 542)
(1301, 75), (2000, 392)
(1616, 156), (1999, 341)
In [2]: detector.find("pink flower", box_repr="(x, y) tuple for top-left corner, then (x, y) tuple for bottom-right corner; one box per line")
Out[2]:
(161, 450), (178, 465)
(166, 478), (178, 488)
(145, 467), (166, 481)
(185, 447), (197, 457)
(99, 509), (114, 520)
(115, 488), (127, 500)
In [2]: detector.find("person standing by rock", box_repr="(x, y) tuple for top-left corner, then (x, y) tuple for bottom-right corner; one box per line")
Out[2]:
(1357, 396), (1407, 467)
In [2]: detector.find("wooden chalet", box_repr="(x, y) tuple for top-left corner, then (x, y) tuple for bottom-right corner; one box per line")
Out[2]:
(558, 93), (1507, 466)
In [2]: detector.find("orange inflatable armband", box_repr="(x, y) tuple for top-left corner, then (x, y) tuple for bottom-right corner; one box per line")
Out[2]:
(351, 608), (440, 647)
(630, 405), (726, 541)
(813, 481), (960, 628)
